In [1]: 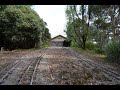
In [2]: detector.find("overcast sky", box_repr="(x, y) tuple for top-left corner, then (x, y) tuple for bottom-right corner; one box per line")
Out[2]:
(32, 5), (67, 38)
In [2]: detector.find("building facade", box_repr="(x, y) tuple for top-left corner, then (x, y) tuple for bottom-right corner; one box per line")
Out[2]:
(51, 35), (66, 47)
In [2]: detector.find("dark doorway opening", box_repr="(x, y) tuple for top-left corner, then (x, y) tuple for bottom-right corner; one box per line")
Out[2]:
(63, 40), (71, 47)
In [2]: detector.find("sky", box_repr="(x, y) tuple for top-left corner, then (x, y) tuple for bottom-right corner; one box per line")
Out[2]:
(32, 5), (67, 38)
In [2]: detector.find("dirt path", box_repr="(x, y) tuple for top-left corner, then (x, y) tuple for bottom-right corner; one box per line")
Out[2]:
(0, 47), (120, 85)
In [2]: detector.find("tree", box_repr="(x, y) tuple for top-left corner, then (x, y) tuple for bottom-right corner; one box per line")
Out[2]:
(0, 5), (51, 50)
(65, 5), (89, 49)
(0, 5), (7, 11)
(92, 5), (120, 42)
(65, 5), (120, 50)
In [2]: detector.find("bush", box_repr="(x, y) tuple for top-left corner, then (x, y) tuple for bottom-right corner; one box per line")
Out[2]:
(86, 41), (96, 50)
(105, 41), (120, 63)
(94, 48), (105, 54)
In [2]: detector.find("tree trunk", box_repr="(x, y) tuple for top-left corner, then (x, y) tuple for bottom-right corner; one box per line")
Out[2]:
(112, 5), (116, 42)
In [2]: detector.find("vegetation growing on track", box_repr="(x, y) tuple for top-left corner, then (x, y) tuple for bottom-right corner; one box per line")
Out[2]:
(72, 47), (106, 62)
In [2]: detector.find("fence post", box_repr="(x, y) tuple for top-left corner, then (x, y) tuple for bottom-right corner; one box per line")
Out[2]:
(1, 47), (4, 52)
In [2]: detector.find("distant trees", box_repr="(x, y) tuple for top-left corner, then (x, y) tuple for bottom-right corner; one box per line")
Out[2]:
(91, 5), (120, 47)
(65, 5), (120, 63)
(0, 5), (51, 50)
(66, 5), (91, 49)
(65, 5), (120, 50)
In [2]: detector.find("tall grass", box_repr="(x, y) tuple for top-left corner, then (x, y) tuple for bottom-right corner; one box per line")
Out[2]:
(105, 41), (120, 63)
(86, 41), (96, 50)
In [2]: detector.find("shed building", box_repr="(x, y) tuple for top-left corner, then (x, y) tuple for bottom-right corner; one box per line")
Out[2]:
(51, 35), (66, 47)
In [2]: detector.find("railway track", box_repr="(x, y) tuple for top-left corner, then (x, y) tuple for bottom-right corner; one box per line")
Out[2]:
(78, 58), (120, 83)
(0, 49), (47, 85)
(18, 50), (47, 85)
(67, 48), (120, 84)
(0, 60), (17, 74)
(0, 60), (22, 84)
(1, 47), (120, 85)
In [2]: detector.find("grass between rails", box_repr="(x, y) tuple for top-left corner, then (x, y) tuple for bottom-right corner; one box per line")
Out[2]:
(71, 47), (120, 72)
(71, 47), (108, 64)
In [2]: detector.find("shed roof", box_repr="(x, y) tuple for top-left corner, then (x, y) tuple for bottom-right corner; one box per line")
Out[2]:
(51, 35), (66, 42)
(51, 35), (67, 39)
